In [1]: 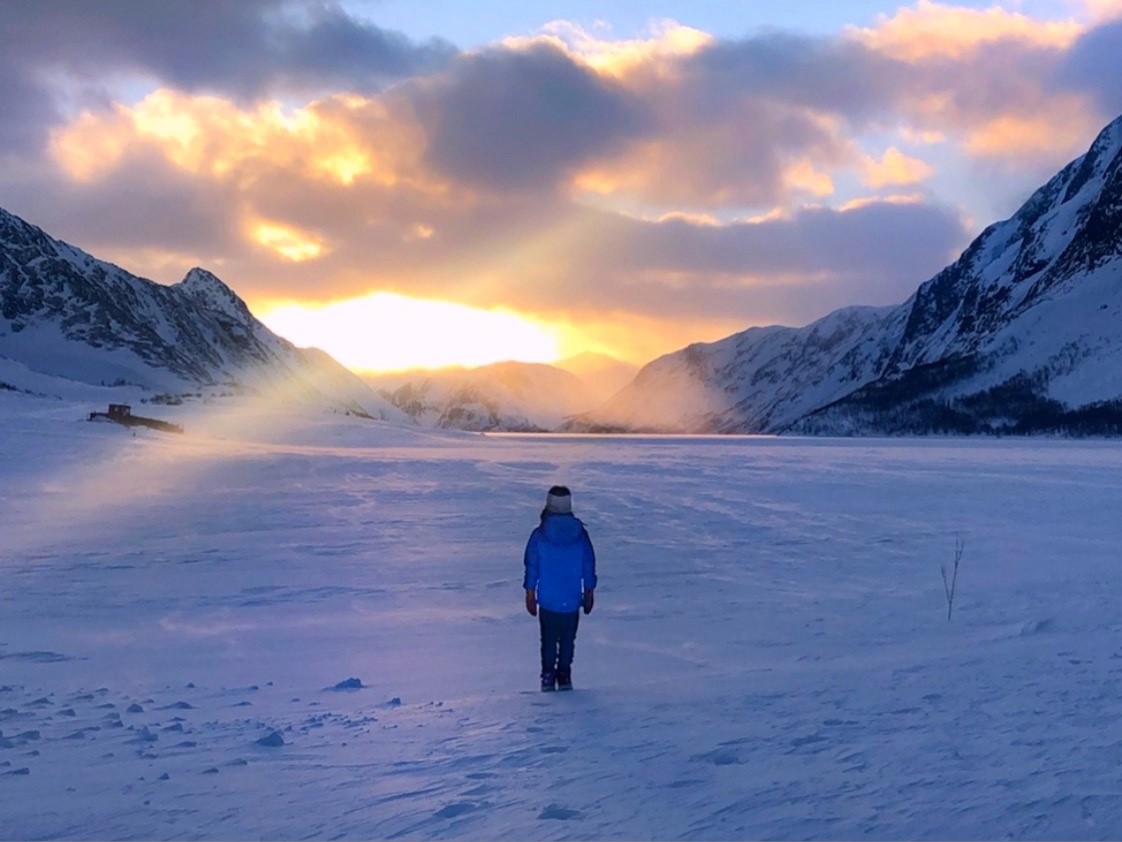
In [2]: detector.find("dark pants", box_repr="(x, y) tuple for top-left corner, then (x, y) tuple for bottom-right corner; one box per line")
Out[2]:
(539, 608), (580, 676)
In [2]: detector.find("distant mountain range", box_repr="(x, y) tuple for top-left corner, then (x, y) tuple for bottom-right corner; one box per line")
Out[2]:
(565, 112), (1122, 436)
(0, 207), (403, 420)
(366, 355), (637, 432)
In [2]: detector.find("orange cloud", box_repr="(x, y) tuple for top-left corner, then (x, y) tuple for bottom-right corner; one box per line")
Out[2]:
(573, 134), (843, 209)
(1081, 0), (1122, 21)
(961, 97), (1101, 159)
(50, 88), (429, 190)
(250, 219), (325, 262)
(862, 147), (935, 188)
(851, 0), (1082, 60)
(842, 3), (1107, 165)
(784, 159), (836, 198)
(50, 110), (132, 181)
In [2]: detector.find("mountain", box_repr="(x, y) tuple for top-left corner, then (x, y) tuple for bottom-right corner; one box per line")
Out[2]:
(368, 361), (596, 432)
(554, 352), (639, 405)
(0, 206), (404, 420)
(567, 113), (1122, 436)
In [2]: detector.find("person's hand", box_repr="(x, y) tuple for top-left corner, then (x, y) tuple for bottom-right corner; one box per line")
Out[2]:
(582, 589), (594, 615)
(525, 590), (538, 617)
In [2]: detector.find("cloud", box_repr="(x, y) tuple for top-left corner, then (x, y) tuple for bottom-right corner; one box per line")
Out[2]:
(0, 0), (457, 164)
(20, 80), (971, 329)
(50, 88), (431, 191)
(1057, 18), (1122, 118)
(0, 60), (59, 156)
(3, 1), (1119, 367)
(410, 41), (650, 192)
(0, 1), (456, 99)
(503, 19), (714, 77)
(842, 3), (1111, 164)
(862, 147), (935, 187)
(570, 200), (968, 304)
(1, 147), (243, 276)
(849, 0), (1082, 60)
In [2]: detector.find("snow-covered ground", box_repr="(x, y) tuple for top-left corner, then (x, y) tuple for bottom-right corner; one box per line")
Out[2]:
(4, 388), (1122, 840)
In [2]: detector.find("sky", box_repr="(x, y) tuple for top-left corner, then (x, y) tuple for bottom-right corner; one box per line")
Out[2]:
(3, 0), (1122, 372)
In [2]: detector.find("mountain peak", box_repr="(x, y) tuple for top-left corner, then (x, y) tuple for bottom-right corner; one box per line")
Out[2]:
(175, 267), (253, 324)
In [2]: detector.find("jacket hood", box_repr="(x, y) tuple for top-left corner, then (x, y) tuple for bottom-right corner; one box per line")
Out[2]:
(541, 513), (585, 545)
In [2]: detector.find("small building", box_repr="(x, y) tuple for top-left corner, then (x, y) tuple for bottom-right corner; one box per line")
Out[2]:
(89, 403), (183, 434)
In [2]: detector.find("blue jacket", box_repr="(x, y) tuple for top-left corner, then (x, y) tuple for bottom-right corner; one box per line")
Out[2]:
(523, 513), (597, 613)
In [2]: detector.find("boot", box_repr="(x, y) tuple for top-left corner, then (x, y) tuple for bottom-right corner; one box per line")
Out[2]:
(540, 670), (556, 692)
(556, 668), (572, 691)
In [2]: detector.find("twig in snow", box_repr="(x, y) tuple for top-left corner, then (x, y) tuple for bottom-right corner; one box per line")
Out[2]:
(941, 535), (964, 621)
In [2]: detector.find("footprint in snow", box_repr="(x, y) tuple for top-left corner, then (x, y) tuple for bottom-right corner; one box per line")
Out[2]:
(538, 804), (581, 821)
(433, 802), (476, 819)
(692, 748), (743, 766)
(666, 778), (704, 789)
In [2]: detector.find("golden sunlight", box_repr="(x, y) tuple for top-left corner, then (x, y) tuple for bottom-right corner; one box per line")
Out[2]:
(251, 221), (325, 262)
(257, 293), (565, 372)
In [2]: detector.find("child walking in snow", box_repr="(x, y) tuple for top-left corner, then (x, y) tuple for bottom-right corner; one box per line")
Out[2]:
(523, 485), (597, 691)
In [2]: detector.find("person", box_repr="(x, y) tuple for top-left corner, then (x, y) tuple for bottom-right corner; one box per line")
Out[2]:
(523, 485), (597, 691)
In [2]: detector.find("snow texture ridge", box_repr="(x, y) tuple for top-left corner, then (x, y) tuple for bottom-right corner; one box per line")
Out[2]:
(5, 398), (1122, 838)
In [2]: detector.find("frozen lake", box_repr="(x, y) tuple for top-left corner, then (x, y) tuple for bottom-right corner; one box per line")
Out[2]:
(3, 393), (1122, 839)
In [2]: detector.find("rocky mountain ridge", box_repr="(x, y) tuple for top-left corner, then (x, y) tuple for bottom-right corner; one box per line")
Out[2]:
(567, 113), (1122, 436)
(0, 207), (402, 420)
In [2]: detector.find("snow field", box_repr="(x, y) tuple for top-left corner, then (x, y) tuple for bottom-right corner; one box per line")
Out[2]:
(3, 394), (1122, 839)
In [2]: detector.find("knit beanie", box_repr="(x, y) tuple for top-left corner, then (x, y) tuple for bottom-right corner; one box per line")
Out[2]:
(545, 485), (572, 514)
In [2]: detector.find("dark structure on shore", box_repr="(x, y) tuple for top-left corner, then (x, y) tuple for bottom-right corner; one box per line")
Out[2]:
(88, 403), (183, 434)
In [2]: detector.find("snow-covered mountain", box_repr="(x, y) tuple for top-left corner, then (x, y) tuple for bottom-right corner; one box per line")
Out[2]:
(568, 113), (1122, 436)
(368, 361), (597, 432)
(555, 352), (639, 404)
(0, 207), (404, 420)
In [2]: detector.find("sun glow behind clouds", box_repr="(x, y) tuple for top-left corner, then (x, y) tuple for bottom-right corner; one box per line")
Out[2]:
(258, 293), (564, 373)
(251, 220), (325, 262)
